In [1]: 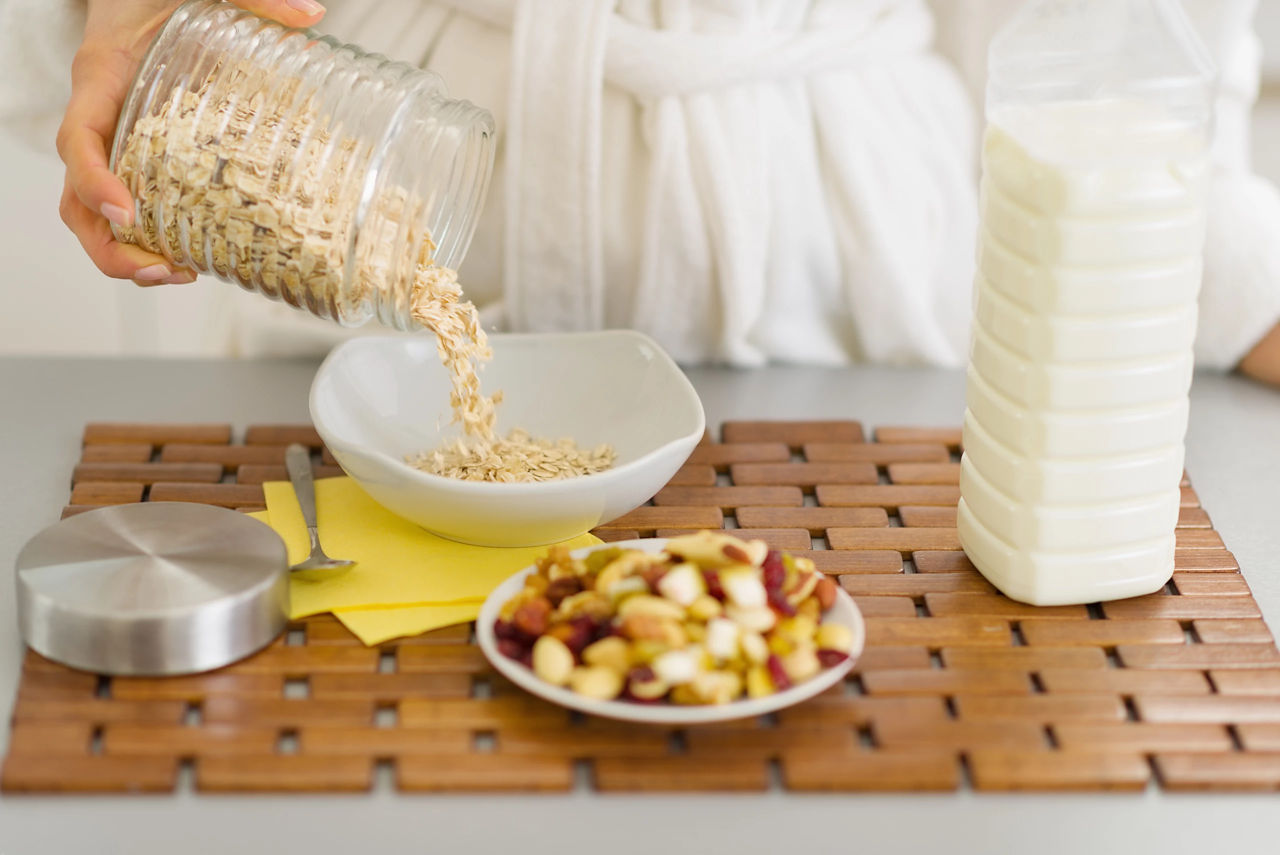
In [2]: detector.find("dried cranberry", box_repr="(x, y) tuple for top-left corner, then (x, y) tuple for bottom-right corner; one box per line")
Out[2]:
(544, 576), (583, 607)
(702, 569), (726, 601)
(817, 649), (850, 668)
(767, 588), (797, 617)
(762, 550), (786, 591)
(766, 654), (792, 691)
(629, 665), (657, 682)
(493, 619), (519, 641)
(497, 637), (528, 662)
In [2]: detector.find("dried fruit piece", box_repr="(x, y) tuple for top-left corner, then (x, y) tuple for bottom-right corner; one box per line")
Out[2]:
(691, 670), (743, 705)
(657, 562), (705, 606)
(532, 636), (574, 686)
(704, 617), (740, 661)
(816, 622), (854, 654)
(726, 604), (776, 634)
(627, 665), (669, 700)
(555, 590), (613, 622)
(739, 631), (769, 665)
(721, 570), (766, 609)
(687, 595), (722, 622)
(511, 597), (551, 638)
(745, 666), (774, 698)
(582, 636), (631, 674)
(652, 649), (699, 686)
(544, 576), (583, 607)
(568, 665), (624, 700)
(814, 576), (838, 610)
(780, 646), (820, 683)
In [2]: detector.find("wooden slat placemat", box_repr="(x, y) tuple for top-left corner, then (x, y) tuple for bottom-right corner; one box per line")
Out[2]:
(4, 420), (1279, 793)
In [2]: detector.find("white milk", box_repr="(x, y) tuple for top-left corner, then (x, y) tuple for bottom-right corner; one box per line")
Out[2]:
(958, 102), (1208, 605)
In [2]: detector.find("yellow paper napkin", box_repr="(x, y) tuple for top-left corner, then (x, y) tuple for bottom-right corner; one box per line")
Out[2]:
(249, 476), (599, 645)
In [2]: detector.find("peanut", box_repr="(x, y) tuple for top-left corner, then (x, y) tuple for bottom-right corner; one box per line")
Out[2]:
(568, 665), (624, 700)
(582, 636), (631, 674)
(617, 594), (685, 622)
(531, 635), (574, 687)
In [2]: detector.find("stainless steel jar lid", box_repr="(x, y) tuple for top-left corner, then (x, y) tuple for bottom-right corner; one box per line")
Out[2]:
(16, 502), (289, 676)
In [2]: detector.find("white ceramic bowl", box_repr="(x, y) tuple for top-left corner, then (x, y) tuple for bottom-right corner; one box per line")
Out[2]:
(476, 539), (865, 724)
(310, 331), (705, 546)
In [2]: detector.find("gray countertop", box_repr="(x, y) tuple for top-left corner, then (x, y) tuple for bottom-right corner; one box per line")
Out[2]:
(1, 356), (1278, 855)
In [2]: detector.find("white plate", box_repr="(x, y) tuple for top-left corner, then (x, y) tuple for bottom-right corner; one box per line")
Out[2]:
(310, 331), (705, 547)
(475, 539), (865, 725)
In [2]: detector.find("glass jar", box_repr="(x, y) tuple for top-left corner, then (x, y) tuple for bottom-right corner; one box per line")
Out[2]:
(109, 0), (495, 330)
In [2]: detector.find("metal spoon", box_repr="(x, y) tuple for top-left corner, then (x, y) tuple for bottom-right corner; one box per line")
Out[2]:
(285, 443), (355, 574)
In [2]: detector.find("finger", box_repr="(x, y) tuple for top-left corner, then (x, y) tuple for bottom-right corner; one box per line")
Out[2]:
(56, 46), (137, 229)
(59, 179), (195, 283)
(232, 0), (327, 27)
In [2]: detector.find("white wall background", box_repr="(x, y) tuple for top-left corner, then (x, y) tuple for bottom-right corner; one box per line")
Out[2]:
(2, 3), (1279, 358)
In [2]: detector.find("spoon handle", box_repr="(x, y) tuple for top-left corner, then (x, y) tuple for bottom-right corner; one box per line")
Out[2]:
(285, 443), (319, 532)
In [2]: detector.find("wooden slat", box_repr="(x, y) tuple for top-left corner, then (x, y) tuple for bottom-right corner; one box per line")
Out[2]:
(943, 647), (1108, 670)
(201, 697), (376, 727)
(730, 462), (878, 487)
(956, 695), (1125, 723)
(874, 719), (1047, 751)
(1176, 529), (1226, 550)
(782, 751), (959, 791)
(808, 550), (904, 575)
(1039, 668), (1212, 696)
(873, 426), (962, 450)
(863, 617), (1011, 647)
(1102, 596), (1261, 621)
(398, 755), (573, 792)
(652, 486), (804, 510)
(817, 485), (961, 510)
(1181, 486), (1200, 508)
(775, 696), (949, 728)
(686, 442), (789, 469)
(68, 482), (144, 505)
(862, 669), (1030, 696)
(912, 551), (979, 573)
(851, 596), (917, 618)
(396, 645), (491, 675)
(684, 727), (857, 759)
(308, 673), (472, 700)
(2, 722), (92, 755)
(220, 646), (379, 675)
(722, 420), (864, 447)
(160, 443), (291, 467)
(664, 464), (717, 487)
(840, 573), (994, 597)
(9, 697), (185, 725)
(496, 727), (670, 759)
(84, 423), (230, 445)
(234, 464), (345, 485)
(1174, 550), (1239, 572)
(398, 698), (569, 729)
(924, 593), (1087, 620)
(828, 527), (961, 554)
(886, 463), (961, 485)
(1236, 724), (1280, 751)
(1208, 670), (1280, 696)
(81, 443), (153, 462)
(1118, 644), (1280, 670)
(197, 756), (372, 792)
(148, 483), (267, 509)
(1177, 507), (1212, 528)
(594, 505), (724, 532)
(1054, 723), (1233, 753)
(298, 727), (470, 756)
(700, 528), (810, 551)
(1194, 620), (1274, 644)
(103, 724), (278, 757)
(72, 462), (222, 485)
(1135, 696), (1280, 724)
(969, 750), (1148, 791)
(243, 424), (324, 448)
(1154, 753), (1280, 791)
(1172, 573), (1253, 596)
(803, 442), (949, 464)
(1021, 619), (1186, 647)
(851, 646), (932, 672)
(2, 754), (176, 793)
(110, 674), (284, 701)
(734, 506), (888, 533)
(898, 506), (957, 528)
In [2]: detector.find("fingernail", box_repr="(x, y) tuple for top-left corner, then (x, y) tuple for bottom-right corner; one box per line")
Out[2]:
(101, 203), (133, 228)
(135, 264), (171, 281)
(287, 0), (325, 15)
(161, 271), (198, 285)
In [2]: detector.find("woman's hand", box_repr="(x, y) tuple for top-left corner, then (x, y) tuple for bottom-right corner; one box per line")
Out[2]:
(1239, 322), (1280, 388)
(57, 0), (325, 286)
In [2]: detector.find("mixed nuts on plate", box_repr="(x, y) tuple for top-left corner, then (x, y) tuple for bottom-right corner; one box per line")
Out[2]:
(494, 531), (855, 705)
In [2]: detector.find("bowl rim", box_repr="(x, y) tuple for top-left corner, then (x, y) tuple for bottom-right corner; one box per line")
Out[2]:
(309, 329), (707, 494)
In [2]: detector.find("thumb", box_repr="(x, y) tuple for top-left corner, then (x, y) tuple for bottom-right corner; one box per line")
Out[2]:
(231, 0), (326, 28)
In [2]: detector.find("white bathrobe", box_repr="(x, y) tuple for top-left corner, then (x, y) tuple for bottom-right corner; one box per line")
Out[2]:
(1, 0), (1277, 368)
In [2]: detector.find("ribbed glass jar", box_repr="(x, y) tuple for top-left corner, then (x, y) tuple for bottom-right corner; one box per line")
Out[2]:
(109, 0), (494, 330)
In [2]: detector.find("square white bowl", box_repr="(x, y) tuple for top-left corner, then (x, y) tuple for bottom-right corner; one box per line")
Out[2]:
(309, 331), (705, 546)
